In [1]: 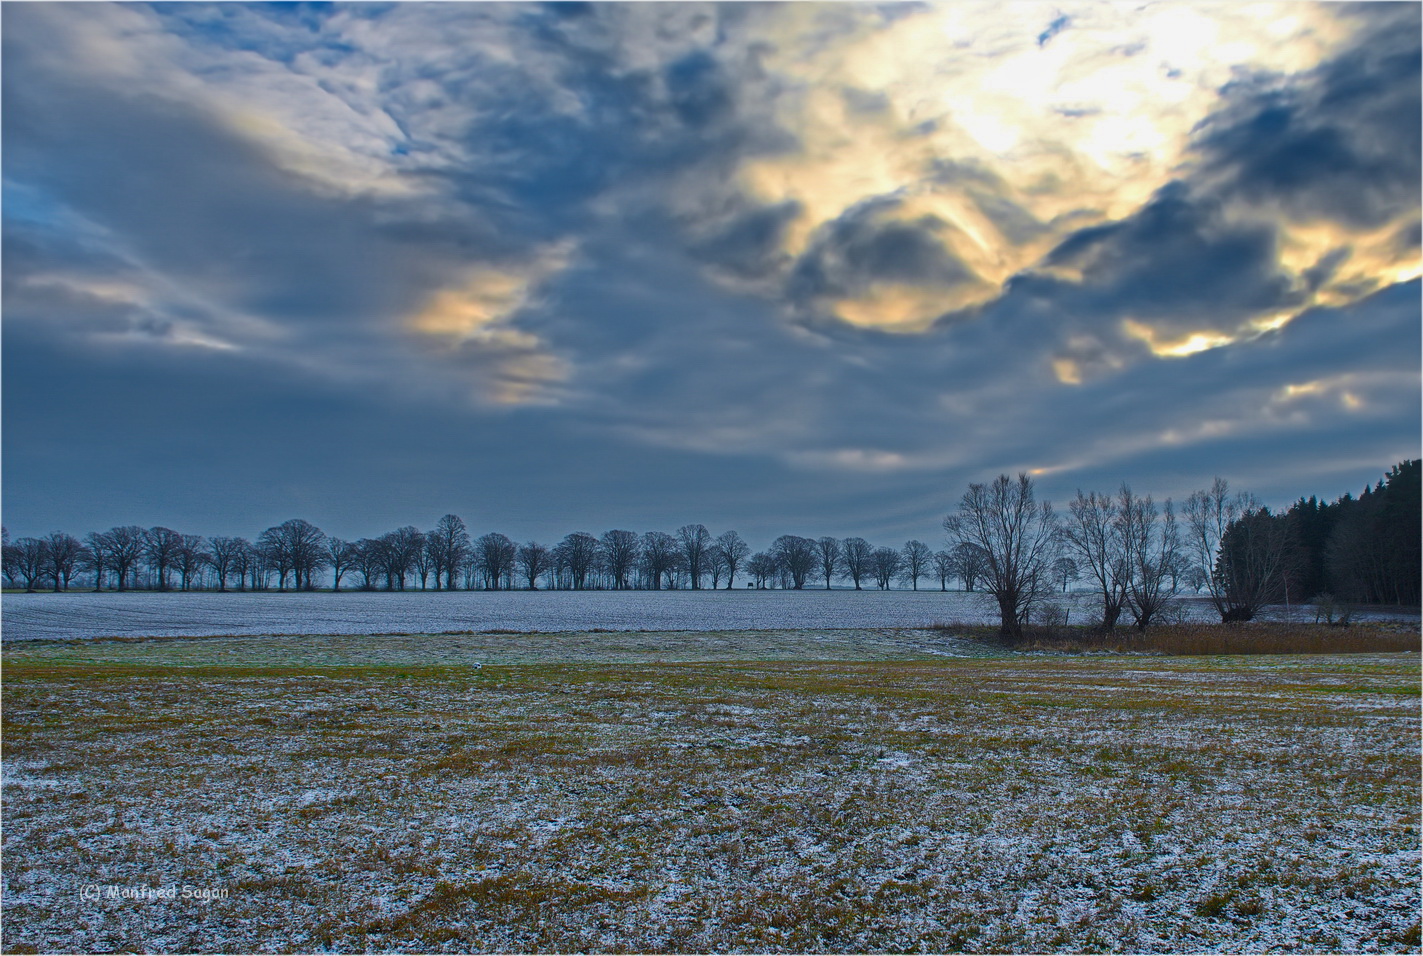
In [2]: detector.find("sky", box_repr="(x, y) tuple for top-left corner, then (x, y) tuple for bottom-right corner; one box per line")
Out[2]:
(3, 1), (1420, 549)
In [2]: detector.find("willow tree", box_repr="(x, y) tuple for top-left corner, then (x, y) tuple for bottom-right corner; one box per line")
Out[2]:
(944, 474), (1059, 639)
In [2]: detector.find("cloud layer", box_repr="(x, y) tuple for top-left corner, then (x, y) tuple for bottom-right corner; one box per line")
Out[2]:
(3, 2), (1418, 543)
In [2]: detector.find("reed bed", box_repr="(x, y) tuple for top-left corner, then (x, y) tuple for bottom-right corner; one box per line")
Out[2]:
(929, 620), (1420, 656)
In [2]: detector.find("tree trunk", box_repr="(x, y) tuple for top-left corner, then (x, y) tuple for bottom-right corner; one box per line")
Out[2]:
(998, 593), (1023, 640)
(1101, 602), (1122, 631)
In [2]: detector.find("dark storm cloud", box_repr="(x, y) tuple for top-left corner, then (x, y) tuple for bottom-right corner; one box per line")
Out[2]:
(990, 8), (1421, 376)
(666, 51), (735, 127)
(498, 6), (785, 168)
(790, 200), (980, 310)
(1189, 4), (1421, 231)
(1037, 182), (1299, 331)
(0, 313), (800, 545)
(687, 199), (802, 282)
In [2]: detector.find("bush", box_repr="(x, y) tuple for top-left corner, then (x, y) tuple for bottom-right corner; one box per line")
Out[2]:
(1310, 592), (1354, 626)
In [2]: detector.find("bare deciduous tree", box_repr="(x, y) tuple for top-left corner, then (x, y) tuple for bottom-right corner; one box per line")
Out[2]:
(427, 514), (471, 590)
(555, 533), (600, 590)
(206, 537), (243, 592)
(290, 520), (329, 591)
(639, 531), (677, 590)
(81, 531), (108, 591)
(841, 537), (873, 590)
(353, 538), (384, 590)
(144, 527), (184, 591)
(1060, 490), (1128, 630)
(1, 527), (16, 588)
(872, 546), (901, 590)
(174, 534), (206, 591)
(747, 551), (777, 589)
(1119, 488), (1180, 629)
(715, 531), (749, 590)
(771, 535), (816, 590)
(816, 536), (841, 589)
(412, 538), (435, 589)
(99, 527), (146, 591)
(707, 544), (727, 589)
(676, 524), (713, 589)
(44, 532), (85, 591)
(1184, 478), (1280, 622)
(326, 537), (357, 591)
(933, 549), (954, 591)
(900, 540), (930, 590)
(517, 541), (551, 589)
(380, 526), (425, 590)
(600, 530), (641, 591)
(944, 473), (1059, 639)
(474, 532), (516, 590)
(229, 538), (257, 591)
(12, 537), (49, 591)
(948, 542), (988, 592)
(257, 519), (328, 590)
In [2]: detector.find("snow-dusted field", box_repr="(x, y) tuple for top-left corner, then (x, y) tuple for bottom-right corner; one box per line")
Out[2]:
(2, 636), (1418, 953)
(5, 589), (1413, 641)
(0, 589), (1084, 640)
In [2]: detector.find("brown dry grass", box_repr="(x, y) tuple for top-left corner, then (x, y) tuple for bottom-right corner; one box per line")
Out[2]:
(930, 620), (1420, 655)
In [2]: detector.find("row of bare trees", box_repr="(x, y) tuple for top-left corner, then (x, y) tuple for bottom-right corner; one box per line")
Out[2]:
(941, 470), (1375, 638)
(1, 519), (985, 595)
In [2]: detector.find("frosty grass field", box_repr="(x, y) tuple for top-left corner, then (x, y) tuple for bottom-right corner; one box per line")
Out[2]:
(3, 588), (1415, 642)
(2, 614), (1419, 954)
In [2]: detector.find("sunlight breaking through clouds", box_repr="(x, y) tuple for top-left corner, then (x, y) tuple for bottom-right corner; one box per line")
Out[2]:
(1121, 320), (1236, 359)
(723, 1), (1381, 336)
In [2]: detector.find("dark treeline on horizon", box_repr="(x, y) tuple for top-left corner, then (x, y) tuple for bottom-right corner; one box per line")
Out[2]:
(4, 462), (1418, 631)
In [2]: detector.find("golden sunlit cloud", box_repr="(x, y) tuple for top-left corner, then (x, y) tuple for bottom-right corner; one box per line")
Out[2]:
(1272, 376), (1371, 414)
(718, 3), (1410, 340)
(832, 280), (991, 333)
(410, 243), (573, 342)
(1051, 359), (1082, 386)
(408, 242), (575, 405)
(1121, 319), (1236, 358)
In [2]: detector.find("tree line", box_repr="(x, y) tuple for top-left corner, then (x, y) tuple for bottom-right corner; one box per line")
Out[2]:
(1, 517), (985, 596)
(5, 462), (1416, 639)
